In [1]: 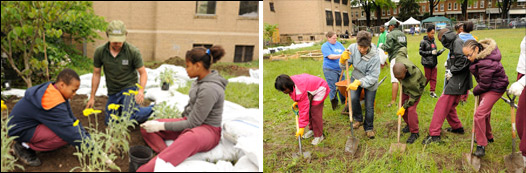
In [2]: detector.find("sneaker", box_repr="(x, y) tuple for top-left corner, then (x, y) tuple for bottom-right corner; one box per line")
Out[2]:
(406, 133), (419, 144)
(474, 138), (494, 144)
(353, 121), (363, 129)
(303, 130), (314, 139)
(421, 135), (441, 144)
(14, 142), (41, 166)
(445, 127), (465, 134)
(331, 98), (338, 110)
(474, 145), (485, 157)
(311, 135), (324, 145)
(402, 125), (410, 133)
(366, 130), (375, 139)
(430, 92), (437, 98)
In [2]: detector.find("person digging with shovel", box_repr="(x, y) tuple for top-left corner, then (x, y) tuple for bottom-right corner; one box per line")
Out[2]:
(340, 31), (380, 139)
(462, 39), (509, 157)
(392, 51), (427, 144)
(508, 35), (526, 168)
(275, 74), (329, 145)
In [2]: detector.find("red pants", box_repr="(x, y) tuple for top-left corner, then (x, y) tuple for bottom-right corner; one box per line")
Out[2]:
(460, 91), (469, 102)
(402, 93), (420, 133)
(137, 118), (221, 172)
(474, 91), (503, 146)
(308, 103), (324, 137)
(428, 94), (463, 136)
(27, 124), (68, 151)
(424, 67), (437, 92)
(517, 87), (526, 157)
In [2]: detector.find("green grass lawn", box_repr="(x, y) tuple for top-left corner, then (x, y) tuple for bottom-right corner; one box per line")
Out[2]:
(177, 81), (259, 109)
(263, 29), (524, 172)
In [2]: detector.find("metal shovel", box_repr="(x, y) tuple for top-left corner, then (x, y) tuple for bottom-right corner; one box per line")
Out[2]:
(389, 82), (406, 153)
(502, 92), (524, 173)
(344, 61), (359, 155)
(292, 108), (311, 159)
(464, 96), (481, 172)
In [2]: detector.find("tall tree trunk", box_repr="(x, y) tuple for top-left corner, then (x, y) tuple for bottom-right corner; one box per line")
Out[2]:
(376, 5), (382, 26)
(462, 0), (468, 21)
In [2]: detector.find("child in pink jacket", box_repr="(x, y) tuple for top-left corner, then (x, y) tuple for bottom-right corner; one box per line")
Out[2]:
(275, 74), (329, 145)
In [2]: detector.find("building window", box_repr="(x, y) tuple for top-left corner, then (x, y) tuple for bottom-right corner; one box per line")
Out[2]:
(394, 8), (397, 14)
(448, 3), (451, 10)
(326, 10), (334, 25)
(342, 0), (348, 5)
(335, 11), (342, 26)
(310, 36), (315, 41)
(356, 12), (358, 17)
(334, 0), (340, 4)
(193, 44), (213, 49)
(382, 10), (385, 16)
(435, 6), (438, 11)
(422, 5), (425, 12)
(454, 3), (457, 10)
(440, 3), (444, 11)
(234, 45), (254, 62)
(480, 0), (484, 8)
(298, 36), (303, 41)
(361, 11), (364, 17)
(269, 2), (275, 12)
(468, 3), (471, 9)
(343, 12), (349, 26)
(196, 1), (216, 15)
(474, 1), (478, 8)
(387, 9), (391, 15)
(239, 1), (258, 17)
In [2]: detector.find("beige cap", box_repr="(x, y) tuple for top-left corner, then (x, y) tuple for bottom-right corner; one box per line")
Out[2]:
(107, 20), (127, 42)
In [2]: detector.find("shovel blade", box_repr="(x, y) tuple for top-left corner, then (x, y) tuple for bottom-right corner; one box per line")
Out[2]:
(388, 143), (407, 153)
(344, 137), (359, 155)
(504, 153), (525, 173)
(464, 153), (481, 172)
(292, 151), (312, 159)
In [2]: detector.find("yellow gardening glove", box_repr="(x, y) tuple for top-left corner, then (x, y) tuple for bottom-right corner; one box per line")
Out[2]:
(397, 107), (406, 116)
(346, 80), (361, 91)
(292, 102), (299, 112)
(340, 50), (350, 64)
(296, 127), (304, 138)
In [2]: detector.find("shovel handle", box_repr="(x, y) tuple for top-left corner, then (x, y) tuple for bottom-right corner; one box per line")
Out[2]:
(470, 96), (479, 153)
(345, 60), (355, 137)
(397, 82), (402, 143)
(511, 105), (517, 139)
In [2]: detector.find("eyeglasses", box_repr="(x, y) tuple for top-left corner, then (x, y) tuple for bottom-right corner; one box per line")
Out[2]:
(465, 51), (474, 58)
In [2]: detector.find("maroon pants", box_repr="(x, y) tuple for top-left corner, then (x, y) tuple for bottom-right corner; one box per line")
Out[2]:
(308, 103), (324, 137)
(424, 67), (437, 92)
(27, 124), (68, 151)
(460, 91), (469, 102)
(428, 94), (463, 136)
(137, 118), (221, 172)
(474, 91), (503, 146)
(517, 87), (526, 157)
(402, 93), (420, 133)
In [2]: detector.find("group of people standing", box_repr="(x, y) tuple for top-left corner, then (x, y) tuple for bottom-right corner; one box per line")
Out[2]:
(275, 20), (526, 164)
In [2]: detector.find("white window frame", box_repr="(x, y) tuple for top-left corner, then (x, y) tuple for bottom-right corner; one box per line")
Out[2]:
(474, 1), (478, 8)
(387, 9), (391, 15)
(448, 3), (451, 10)
(435, 5), (438, 11)
(394, 7), (397, 14)
(454, 3), (457, 10)
(440, 3), (444, 11)
(480, 0), (484, 8)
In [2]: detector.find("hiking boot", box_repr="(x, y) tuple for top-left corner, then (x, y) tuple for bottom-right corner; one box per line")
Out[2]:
(406, 133), (419, 144)
(365, 130), (375, 139)
(353, 121), (363, 129)
(474, 138), (494, 144)
(14, 142), (41, 166)
(474, 145), (485, 157)
(402, 125), (410, 133)
(421, 135), (441, 144)
(445, 127), (465, 134)
(311, 135), (324, 145)
(303, 130), (314, 139)
(331, 98), (338, 110)
(430, 92), (437, 98)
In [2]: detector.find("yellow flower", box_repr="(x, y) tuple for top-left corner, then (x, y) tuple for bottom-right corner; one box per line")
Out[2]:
(1, 100), (6, 111)
(136, 83), (144, 90)
(128, 90), (138, 95)
(110, 114), (119, 120)
(108, 104), (121, 111)
(83, 108), (94, 116)
(73, 119), (79, 127)
(123, 92), (130, 96)
(92, 110), (102, 114)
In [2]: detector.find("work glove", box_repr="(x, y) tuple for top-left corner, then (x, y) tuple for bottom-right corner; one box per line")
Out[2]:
(445, 70), (453, 80)
(102, 153), (115, 165)
(509, 77), (525, 96)
(140, 120), (165, 133)
(432, 50), (437, 55)
(340, 50), (350, 64)
(396, 107), (406, 116)
(292, 102), (299, 112)
(346, 80), (361, 91)
(296, 127), (304, 138)
(438, 48), (445, 55)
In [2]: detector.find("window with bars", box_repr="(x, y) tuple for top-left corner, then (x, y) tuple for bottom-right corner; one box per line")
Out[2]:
(335, 11), (342, 26)
(270, 2), (275, 12)
(343, 12), (349, 26)
(334, 0), (340, 4)
(234, 45), (254, 62)
(326, 10), (334, 25)
(239, 1), (258, 17)
(342, 0), (348, 5)
(196, 1), (216, 15)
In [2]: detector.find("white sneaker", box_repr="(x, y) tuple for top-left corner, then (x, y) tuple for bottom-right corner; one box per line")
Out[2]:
(311, 135), (324, 145)
(303, 130), (314, 139)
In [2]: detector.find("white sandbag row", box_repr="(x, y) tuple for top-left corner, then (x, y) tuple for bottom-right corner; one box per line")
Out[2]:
(263, 42), (316, 54)
(227, 69), (260, 85)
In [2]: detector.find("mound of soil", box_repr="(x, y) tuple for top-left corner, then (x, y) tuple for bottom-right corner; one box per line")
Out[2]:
(3, 94), (151, 172)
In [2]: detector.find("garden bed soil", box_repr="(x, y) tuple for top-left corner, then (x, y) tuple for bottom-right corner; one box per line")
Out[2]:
(3, 94), (151, 172)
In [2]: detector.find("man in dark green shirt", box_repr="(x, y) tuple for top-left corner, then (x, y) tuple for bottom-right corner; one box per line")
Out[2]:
(85, 20), (153, 125)
(393, 49), (427, 144)
(382, 20), (407, 107)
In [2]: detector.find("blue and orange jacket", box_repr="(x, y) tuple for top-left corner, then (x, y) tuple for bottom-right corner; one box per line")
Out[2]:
(8, 82), (90, 148)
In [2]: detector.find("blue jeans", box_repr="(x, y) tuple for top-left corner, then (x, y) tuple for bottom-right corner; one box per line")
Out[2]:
(350, 77), (377, 131)
(105, 86), (154, 125)
(323, 68), (346, 104)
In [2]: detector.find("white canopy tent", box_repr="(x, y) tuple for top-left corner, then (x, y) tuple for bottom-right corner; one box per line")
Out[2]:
(384, 17), (402, 26)
(402, 17), (421, 26)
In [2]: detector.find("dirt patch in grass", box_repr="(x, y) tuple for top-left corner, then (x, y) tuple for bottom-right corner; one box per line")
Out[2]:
(4, 94), (151, 172)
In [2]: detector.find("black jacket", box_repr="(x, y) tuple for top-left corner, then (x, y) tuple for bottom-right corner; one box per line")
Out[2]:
(419, 36), (443, 68)
(440, 30), (473, 95)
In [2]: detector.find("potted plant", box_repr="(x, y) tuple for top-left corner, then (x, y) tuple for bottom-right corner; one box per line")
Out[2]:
(157, 68), (176, 91)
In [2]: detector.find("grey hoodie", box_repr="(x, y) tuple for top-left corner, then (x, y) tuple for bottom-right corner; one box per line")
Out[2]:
(165, 70), (228, 131)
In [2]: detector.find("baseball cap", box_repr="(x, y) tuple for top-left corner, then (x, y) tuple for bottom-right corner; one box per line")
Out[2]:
(389, 20), (397, 26)
(107, 20), (127, 42)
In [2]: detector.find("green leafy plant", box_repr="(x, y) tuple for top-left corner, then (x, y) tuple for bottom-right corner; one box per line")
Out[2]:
(157, 68), (177, 86)
(151, 101), (181, 120)
(1, 101), (24, 172)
